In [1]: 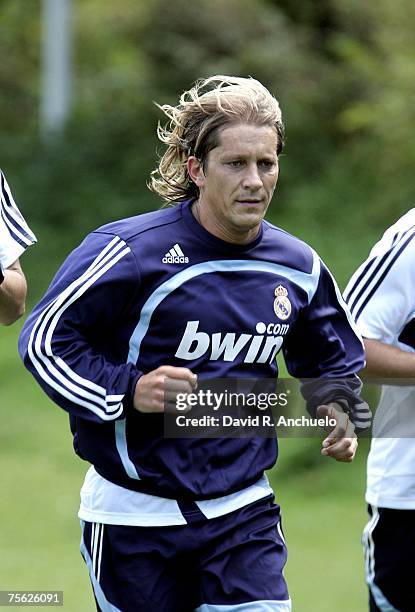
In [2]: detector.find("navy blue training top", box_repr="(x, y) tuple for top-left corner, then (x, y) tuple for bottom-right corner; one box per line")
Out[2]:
(19, 200), (365, 500)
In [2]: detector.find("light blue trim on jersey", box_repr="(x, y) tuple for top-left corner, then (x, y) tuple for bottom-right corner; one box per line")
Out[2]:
(118, 257), (320, 480)
(369, 585), (398, 612)
(195, 599), (292, 611)
(80, 521), (122, 612)
(315, 247), (364, 351)
(128, 257), (320, 364)
(114, 420), (140, 480)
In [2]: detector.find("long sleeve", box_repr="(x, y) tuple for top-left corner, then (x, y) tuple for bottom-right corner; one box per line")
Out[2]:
(18, 231), (143, 423)
(0, 170), (37, 267)
(344, 231), (415, 346)
(283, 259), (371, 429)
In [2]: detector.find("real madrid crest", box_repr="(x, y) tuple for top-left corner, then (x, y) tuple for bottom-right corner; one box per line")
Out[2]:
(274, 285), (291, 321)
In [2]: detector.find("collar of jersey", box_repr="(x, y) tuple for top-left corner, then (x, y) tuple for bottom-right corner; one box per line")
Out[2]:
(181, 199), (264, 252)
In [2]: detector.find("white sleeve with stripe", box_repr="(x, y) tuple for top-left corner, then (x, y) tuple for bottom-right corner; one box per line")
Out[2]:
(0, 170), (37, 267)
(344, 214), (415, 343)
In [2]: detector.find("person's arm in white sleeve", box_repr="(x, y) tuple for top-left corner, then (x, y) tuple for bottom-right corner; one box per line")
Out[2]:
(345, 232), (415, 379)
(0, 169), (36, 325)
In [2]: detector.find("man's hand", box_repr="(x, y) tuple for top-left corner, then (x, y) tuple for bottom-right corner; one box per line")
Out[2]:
(133, 365), (197, 413)
(317, 403), (357, 463)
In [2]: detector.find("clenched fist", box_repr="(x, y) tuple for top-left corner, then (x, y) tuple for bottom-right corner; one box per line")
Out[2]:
(133, 365), (197, 413)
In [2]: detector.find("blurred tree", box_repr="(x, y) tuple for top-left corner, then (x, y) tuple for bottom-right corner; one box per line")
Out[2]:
(0, 2), (40, 133)
(1, 0), (415, 293)
(333, 0), (415, 170)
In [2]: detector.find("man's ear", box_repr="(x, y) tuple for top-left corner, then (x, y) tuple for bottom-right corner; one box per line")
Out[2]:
(187, 156), (205, 188)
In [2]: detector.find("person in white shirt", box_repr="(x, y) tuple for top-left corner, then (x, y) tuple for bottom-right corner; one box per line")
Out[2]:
(0, 170), (37, 325)
(344, 209), (415, 612)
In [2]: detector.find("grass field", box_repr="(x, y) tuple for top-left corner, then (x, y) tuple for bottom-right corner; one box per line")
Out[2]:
(1, 322), (370, 611)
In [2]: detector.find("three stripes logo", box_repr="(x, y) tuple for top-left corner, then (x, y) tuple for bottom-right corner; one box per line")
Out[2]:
(162, 243), (189, 264)
(0, 170), (37, 249)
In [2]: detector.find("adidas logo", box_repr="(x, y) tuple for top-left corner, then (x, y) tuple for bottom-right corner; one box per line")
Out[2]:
(162, 243), (189, 264)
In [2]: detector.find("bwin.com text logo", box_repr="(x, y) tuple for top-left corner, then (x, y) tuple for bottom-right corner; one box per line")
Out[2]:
(175, 320), (290, 364)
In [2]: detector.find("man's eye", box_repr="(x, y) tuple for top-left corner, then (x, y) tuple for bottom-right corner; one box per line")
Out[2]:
(227, 161), (244, 167)
(259, 160), (275, 169)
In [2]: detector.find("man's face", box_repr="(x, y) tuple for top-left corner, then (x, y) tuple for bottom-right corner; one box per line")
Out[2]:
(188, 123), (280, 244)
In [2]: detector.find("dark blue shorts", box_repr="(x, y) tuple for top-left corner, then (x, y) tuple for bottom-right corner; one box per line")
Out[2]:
(363, 505), (415, 612)
(80, 496), (291, 611)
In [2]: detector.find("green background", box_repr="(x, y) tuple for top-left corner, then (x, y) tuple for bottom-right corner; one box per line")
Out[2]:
(1, 325), (371, 611)
(2, 0), (414, 608)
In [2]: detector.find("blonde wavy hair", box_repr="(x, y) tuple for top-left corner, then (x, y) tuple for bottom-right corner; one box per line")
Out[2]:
(148, 75), (284, 204)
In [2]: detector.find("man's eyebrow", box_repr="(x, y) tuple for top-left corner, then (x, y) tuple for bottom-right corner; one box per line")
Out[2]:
(219, 152), (246, 158)
(219, 151), (277, 158)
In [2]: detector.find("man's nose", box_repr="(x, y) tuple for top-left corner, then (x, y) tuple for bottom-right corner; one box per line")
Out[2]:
(242, 164), (262, 189)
